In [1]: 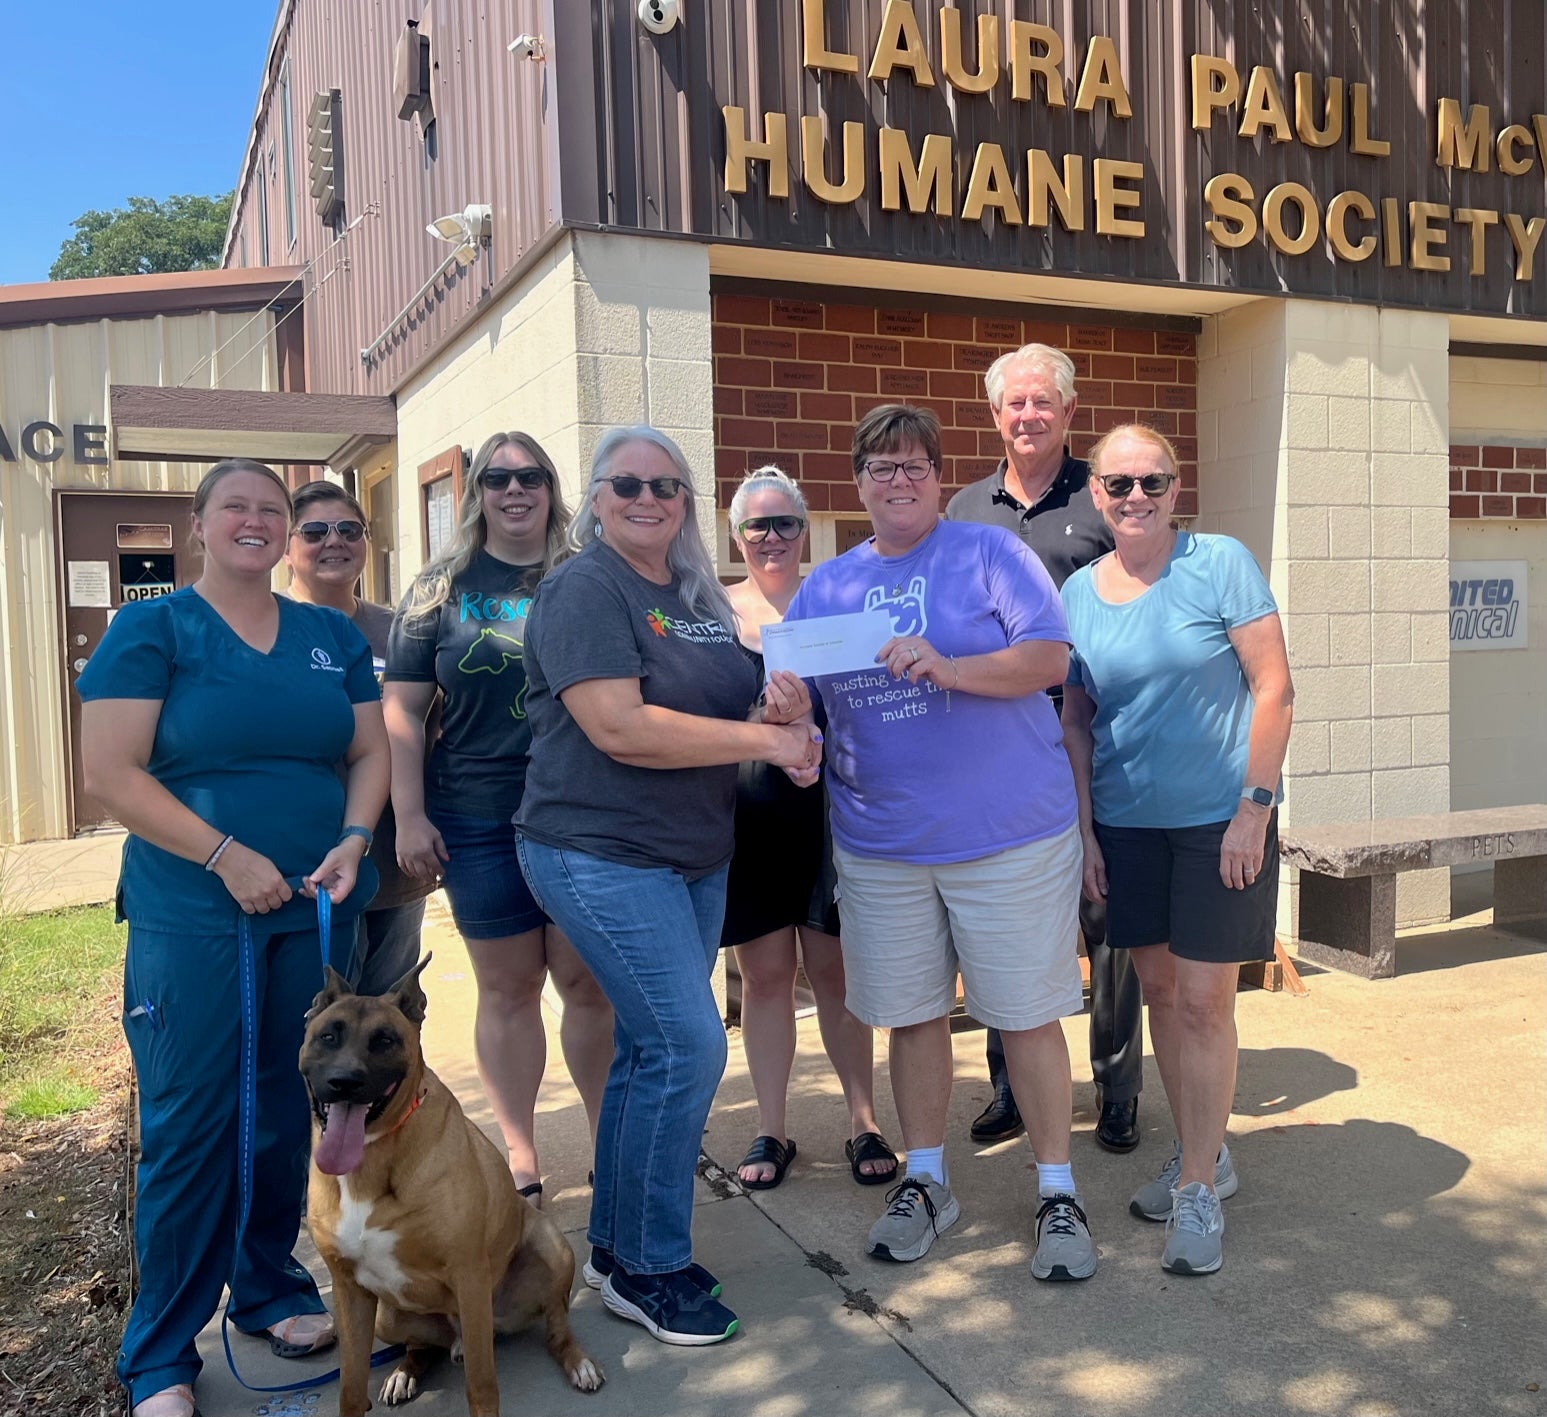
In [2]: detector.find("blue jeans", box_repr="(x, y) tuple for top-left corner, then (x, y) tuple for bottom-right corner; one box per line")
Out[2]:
(517, 836), (727, 1275)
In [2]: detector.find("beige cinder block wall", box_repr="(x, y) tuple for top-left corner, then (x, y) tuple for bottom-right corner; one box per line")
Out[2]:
(393, 231), (715, 582)
(1196, 299), (1452, 931)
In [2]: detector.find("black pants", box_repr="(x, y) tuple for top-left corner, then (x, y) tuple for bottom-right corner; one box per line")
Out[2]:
(985, 894), (1143, 1104)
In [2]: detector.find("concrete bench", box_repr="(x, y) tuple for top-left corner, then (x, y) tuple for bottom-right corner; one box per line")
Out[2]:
(1280, 805), (1547, 978)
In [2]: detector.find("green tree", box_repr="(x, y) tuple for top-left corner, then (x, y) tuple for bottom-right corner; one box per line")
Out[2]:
(49, 193), (235, 281)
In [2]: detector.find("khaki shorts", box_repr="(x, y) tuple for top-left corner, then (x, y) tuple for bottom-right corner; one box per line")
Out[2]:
(833, 823), (1083, 1031)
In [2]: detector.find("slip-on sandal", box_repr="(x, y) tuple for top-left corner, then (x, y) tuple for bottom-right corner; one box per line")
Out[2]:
(266, 1311), (336, 1358)
(738, 1135), (797, 1190)
(845, 1131), (900, 1186)
(517, 1181), (544, 1207)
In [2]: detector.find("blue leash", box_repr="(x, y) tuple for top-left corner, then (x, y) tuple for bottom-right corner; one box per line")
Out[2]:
(223, 884), (406, 1393)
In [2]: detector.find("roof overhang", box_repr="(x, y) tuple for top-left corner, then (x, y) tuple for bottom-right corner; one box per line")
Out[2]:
(0, 267), (303, 330)
(110, 385), (396, 466)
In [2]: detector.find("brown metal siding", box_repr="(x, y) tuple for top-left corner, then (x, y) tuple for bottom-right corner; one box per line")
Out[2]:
(226, 0), (561, 397)
(556, 0), (1546, 318)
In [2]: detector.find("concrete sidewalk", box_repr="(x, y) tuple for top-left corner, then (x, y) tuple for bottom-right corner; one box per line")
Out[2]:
(193, 898), (1546, 1417)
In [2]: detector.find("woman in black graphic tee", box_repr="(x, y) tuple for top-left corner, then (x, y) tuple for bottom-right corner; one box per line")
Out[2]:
(384, 431), (611, 1206)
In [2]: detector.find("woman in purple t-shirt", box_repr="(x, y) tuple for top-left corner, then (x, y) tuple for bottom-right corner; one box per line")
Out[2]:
(784, 404), (1096, 1280)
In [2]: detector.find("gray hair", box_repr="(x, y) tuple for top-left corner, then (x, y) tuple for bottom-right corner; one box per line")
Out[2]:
(984, 343), (1077, 409)
(572, 426), (736, 629)
(729, 464), (808, 527)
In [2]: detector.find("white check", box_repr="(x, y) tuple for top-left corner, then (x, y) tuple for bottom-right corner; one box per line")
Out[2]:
(761, 610), (895, 678)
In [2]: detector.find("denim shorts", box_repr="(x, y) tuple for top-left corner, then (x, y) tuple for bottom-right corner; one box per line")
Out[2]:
(429, 806), (548, 940)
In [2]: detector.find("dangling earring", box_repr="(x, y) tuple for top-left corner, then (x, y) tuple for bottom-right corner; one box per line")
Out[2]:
(594, 522), (603, 539)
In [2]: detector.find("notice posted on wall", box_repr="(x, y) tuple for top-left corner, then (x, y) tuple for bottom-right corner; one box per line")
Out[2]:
(67, 560), (112, 608)
(1450, 561), (1528, 651)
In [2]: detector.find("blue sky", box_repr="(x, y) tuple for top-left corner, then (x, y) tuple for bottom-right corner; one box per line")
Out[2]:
(2, 3), (278, 285)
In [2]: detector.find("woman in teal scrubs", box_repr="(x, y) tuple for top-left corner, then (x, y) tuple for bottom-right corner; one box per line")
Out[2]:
(77, 460), (390, 1417)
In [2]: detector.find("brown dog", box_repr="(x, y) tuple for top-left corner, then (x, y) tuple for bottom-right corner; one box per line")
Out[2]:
(300, 957), (603, 1415)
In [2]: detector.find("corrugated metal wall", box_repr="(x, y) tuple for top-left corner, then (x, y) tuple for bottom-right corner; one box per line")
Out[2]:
(0, 311), (278, 844)
(556, 0), (1546, 317)
(226, 0), (560, 397)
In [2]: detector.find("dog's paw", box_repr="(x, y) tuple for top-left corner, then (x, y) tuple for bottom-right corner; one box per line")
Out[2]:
(568, 1357), (605, 1392)
(449, 1335), (464, 1365)
(379, 1366), (420, 1406)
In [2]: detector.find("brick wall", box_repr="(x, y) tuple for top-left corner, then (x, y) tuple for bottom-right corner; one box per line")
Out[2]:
(711, 294), (1198, 519)
(1449, 443), (1547, 519)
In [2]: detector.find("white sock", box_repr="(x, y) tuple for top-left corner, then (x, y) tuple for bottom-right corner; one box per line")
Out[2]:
(1037, 1161), (1076, 1197)
(905, 1145), (947, 1186)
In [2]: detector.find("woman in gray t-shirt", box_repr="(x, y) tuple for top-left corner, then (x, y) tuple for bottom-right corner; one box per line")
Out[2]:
(517, 426), (821, 1347)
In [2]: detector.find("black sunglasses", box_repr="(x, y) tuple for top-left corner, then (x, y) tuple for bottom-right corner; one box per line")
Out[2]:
(295, 518), (366, 543)
(602, 475), (683, 500)
(1098, 472), (1177, 499)
(481, 466), (550, 492)
(737, 514), (806, 542)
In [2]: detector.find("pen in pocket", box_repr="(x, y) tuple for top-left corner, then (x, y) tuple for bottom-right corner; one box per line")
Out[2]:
(127, 999), (161, 1030)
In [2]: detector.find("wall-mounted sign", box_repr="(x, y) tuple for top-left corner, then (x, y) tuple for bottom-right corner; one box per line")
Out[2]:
(584, 0), (1547, 316)
(0, 417), (109, 465)
(1450, 560), (1529, 651)
(67, 561), (112, 609)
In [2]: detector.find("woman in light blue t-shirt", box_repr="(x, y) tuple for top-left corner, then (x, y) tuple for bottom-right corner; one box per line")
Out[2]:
(1062, 425), (1294, 1281)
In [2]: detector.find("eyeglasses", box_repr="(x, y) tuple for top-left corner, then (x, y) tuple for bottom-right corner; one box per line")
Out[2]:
(861, 459), (936, 484)
(480, 466), (550, 492)
(295, 519), (366, 543)
(737, 514), (806, 543)
(1098, 472), (1177, 499)
(602, 475), (683, 500)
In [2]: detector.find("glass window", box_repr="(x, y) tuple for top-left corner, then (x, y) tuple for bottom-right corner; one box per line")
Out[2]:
(280, 64), (297, 249)
(257, 162), (270, 265)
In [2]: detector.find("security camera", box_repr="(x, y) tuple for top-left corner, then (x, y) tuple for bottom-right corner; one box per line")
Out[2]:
(637, 0), (679, 35)
(507, 33), (545, 60)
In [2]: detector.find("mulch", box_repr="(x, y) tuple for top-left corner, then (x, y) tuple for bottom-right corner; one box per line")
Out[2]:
(0, 991), (131, 1417)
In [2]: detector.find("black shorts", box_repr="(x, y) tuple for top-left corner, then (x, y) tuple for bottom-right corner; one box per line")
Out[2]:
(1094, 812), (1278, 964)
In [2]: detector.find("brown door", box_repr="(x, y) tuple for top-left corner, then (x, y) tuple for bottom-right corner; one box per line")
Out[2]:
(56, 491), (202, 834)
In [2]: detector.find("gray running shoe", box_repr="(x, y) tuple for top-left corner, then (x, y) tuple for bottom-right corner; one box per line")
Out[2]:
(1161, 1181), (1224, 1274)
(867, 1176), (960, 1262)
(1031, 1193), (1098, 1281)
(1130, 1141), (1238, 1221)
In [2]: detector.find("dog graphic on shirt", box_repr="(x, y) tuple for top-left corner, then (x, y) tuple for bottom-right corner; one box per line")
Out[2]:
(864, 578), (928, 640)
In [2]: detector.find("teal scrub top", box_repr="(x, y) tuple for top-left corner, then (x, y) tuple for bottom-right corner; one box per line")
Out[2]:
(76, 588), (381, 934)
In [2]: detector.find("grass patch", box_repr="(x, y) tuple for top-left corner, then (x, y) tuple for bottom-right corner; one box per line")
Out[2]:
(6, 1073), (99, 1119)
(0, 904), (123, 1115)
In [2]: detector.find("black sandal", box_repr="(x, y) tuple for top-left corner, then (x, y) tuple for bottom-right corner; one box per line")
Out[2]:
(845, 1131), (899, 1186)
(517, 1181), (543, 1205)
(738, 1135), (797, 1190)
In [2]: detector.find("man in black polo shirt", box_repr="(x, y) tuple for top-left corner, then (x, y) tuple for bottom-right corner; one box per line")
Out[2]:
(945, 342), (1144, 1155)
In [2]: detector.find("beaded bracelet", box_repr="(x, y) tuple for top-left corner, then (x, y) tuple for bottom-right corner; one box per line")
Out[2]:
(204, 834), (235, 872)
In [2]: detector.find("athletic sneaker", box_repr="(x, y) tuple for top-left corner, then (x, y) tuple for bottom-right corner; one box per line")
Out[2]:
(1031, 1193), (1098, 1281)
(600, 1267), (739, 1345)
(583, 1246), (722, 1297)
(1130, 1140), (1239, 1221)
(867, 1176), (960, 1262)
(1161, 1181), (1224, 1274)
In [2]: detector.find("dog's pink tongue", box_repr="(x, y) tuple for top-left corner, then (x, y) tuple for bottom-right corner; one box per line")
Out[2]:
(315, 1102), (370, 1175)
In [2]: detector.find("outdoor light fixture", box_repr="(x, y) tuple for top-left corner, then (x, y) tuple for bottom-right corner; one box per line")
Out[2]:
(362, 202), (494, 362)
(426, 203), (492, 265)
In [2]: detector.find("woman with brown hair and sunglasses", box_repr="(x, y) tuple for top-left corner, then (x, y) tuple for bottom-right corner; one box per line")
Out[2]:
(720, 466), (894, 1193)
(383, 432), (613, 1205)
(284, 480), (436, 996)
